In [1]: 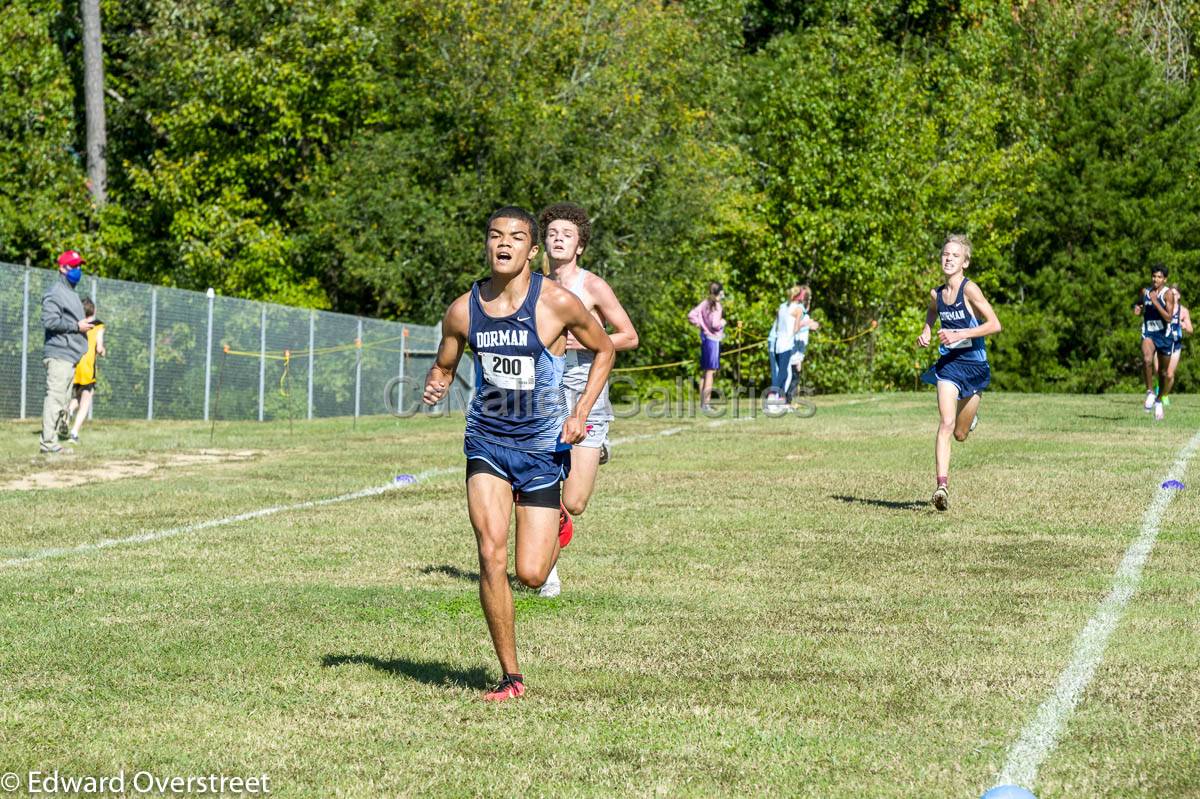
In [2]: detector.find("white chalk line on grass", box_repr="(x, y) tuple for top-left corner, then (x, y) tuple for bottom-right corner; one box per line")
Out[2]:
(4, 417), (759, 571)
(994, 427), (1200, 791)
(0, 466), (460, 571)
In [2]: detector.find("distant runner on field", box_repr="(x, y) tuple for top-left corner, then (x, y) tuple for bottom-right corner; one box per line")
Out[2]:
(1132, 263), (1177, 420)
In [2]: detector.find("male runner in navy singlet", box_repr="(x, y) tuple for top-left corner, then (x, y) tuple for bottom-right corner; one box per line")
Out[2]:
(1132, 264), (1178, 420)
(917, 234), (1002, 511)
(423, 206), (615, 701)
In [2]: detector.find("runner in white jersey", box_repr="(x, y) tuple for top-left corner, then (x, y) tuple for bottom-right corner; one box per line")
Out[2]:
(537, 202), (639, 598)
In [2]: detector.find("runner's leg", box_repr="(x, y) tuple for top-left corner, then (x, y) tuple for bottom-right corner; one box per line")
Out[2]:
(468, 473), (519, 675)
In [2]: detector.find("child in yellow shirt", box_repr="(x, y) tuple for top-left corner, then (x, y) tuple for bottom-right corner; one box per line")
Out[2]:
(68, 298), (106, 443)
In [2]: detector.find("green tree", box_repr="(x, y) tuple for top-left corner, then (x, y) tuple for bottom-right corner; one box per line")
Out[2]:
(297, 0), (746, 353)
(95, 0), (381, 306)
(1004, 21), (1200, 392)
(0, 0), (92, 265)
(733, 13), (1034, 391)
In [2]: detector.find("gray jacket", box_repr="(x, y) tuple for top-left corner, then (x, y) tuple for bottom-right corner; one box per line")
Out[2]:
(42, 273), (88, 364)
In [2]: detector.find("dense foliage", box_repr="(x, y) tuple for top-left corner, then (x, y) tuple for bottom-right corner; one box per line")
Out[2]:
(3, 0), (1199, 392)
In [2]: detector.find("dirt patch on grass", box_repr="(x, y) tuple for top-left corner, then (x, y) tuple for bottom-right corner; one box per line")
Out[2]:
(2, 449), (259, 491)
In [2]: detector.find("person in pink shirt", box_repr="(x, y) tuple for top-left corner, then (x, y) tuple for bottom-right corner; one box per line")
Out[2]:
(688, 281), (726, 411)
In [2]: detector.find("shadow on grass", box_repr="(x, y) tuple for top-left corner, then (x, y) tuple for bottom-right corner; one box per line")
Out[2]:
(420, 564), (479, 581)
(420, 565), (547, 595)
(830, 494), (926, 511)
(1076, 414), (1124, 421)
(321, 654), (490, 689)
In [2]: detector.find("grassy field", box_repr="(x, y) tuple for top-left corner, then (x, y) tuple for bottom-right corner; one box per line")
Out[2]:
(1, 393), (1198, 798)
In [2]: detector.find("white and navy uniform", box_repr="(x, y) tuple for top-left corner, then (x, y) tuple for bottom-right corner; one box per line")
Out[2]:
(1170, 300), (1183, 343)
(920, 278), (991, 398)
(1141, 287), (1179, 356)
(463, 272), (570, 501)
(561, 269), (613, 449)
(768, 301), (801, 390)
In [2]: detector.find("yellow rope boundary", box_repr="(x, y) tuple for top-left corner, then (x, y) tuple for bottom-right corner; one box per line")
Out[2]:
(222, 319), (879, 376)
(612, 320), (878, 374)
(223, 329), (433, 360)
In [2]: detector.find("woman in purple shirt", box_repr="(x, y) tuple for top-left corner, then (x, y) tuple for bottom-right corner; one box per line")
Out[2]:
(688, 281), (726, 411)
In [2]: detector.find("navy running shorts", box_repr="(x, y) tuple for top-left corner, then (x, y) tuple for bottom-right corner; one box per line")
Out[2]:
(463, 437), (571, 494)
(921, 356), (991, 398)
(1144, 331), (1180, 357)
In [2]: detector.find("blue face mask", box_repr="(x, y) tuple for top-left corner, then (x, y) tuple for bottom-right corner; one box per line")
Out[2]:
(65, 267), (82, 286)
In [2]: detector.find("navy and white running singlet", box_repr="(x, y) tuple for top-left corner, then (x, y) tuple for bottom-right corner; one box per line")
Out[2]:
(1142, 287), (1179, 355)
(1169, 299), (1183, 344)
(1141, 287), (1168, 335)
(464, 272), (569, 452)
(921, 278), (991, 398)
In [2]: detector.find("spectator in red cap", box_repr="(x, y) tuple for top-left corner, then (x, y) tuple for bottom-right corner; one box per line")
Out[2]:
(40, 250), (94, 453)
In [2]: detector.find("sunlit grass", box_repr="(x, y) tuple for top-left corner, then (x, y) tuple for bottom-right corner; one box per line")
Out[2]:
(0, 394), (1197, 797)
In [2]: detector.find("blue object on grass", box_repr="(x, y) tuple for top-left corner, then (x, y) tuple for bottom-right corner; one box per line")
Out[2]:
(394, 474), (417, 485)
(1162, 479), (1185, 490)
(981, 786), (1036, 799)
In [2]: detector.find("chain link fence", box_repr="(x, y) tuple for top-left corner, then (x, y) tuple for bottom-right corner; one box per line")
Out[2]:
(1, 261), (474, 423)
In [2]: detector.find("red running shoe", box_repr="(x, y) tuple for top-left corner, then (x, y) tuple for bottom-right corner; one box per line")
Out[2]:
(483, 673), (525, 702)
(558, 503), (574, 549)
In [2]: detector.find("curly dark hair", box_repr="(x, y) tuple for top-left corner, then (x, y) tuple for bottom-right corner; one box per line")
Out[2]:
(538, 202), (591, 252)
(486, 206), (538, 243)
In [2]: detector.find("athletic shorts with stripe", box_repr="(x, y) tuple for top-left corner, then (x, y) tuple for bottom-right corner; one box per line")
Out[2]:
(464, 437), (572, 507)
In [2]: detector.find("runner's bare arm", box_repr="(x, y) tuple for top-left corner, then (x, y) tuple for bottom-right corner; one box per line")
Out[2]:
(423, 295), (469, 405)
(916, 290), (938, 347)
(588, 276), (639, 352)
(1150, 288), (1175, 320)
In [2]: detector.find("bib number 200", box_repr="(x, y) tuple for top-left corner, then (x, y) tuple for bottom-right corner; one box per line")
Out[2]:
(481, 352), (536, 390)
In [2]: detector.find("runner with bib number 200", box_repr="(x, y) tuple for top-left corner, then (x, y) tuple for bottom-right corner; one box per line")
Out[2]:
(422, 206), (614, 702)
(1132, 264), (1178, 421)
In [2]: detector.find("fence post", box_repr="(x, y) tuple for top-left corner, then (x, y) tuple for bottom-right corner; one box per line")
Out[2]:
(89, 278), (97, 421)
(307, 310), (315, 420)
(19, 269), (30, 420)
(147, 288), (157, 421)
(397, 328), (406, 416)
(258, 304), (267, 422)
(354, 318), (363, 420)
(203, 288), (214, 421)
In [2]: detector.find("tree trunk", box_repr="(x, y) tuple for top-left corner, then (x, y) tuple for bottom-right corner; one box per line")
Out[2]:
(81, 0), (107, 208)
